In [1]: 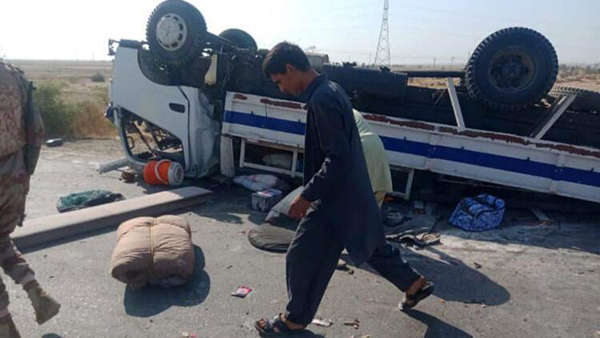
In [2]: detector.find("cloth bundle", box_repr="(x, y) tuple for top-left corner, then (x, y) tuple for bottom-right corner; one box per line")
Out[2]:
(110, 215), (195, 288)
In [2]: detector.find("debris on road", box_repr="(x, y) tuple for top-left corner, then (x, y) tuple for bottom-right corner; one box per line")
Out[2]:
(120, 168), (137, 183)
(231, 286), (252, 298)
(143, 159), (184, 186)
(45, 138), (63, 147)
(449, 194), (505, 231)
(110, 215), (196, 289)
(251, 189), (283, 212)
(312, 317), (334, 327)
(57, 190), (125, 213)
(97, 157), (130, 174)
(344, 319), (360, 329)
(529, 208), (554, 225)
(265, 186), (302, 222)
(474, 262), (482, 269)
(234, 174), (288, 192)
(388, 231), (441, 247)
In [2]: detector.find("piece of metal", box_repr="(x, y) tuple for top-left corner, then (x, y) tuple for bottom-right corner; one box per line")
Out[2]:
(529, 208), (553, 224)
(223, 92), (600, 203)
(447, 77), (466, 131)
(531, 94), (576, 140)
(97, 158), (129, 174)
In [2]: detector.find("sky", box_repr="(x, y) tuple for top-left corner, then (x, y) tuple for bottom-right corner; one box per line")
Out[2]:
(0, 0), (598, 65)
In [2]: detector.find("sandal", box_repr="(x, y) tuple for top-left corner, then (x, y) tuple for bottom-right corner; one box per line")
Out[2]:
(255, 314), (305, 336)
(401, 281), (435, 310)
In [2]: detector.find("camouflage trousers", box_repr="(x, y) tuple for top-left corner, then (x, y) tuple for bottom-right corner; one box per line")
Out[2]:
(0, 150), (34, 310)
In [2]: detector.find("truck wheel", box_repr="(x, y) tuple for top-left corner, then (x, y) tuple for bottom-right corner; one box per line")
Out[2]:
(549, 86), (600, 113)
(146, 0), (206, 66)
(465, 27), (558, 111)
(219, 29), (257, 51)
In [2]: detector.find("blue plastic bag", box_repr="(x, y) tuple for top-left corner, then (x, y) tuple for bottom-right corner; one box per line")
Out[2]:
(449, 194), (505, 232)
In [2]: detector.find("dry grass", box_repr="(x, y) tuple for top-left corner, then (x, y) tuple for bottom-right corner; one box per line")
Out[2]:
(10, 60), (115, 138)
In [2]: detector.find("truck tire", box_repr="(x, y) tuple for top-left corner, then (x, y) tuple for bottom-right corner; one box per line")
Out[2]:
(146, 0), (206, 66)
(549, 86), (600, 113)
(465, 27), (558, 111)
(219, 29), (257, 52)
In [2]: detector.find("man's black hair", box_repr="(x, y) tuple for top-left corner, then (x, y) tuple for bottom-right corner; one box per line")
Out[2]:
(262, 42), (311, 77)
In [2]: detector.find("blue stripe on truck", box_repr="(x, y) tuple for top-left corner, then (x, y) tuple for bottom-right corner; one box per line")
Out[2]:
(224, 110), (600, 188)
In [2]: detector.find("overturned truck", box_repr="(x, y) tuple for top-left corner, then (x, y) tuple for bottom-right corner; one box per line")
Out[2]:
(107, 0), (600, 204)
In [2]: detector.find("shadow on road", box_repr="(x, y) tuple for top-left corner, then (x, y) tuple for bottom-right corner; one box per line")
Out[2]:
(123, 246), (210, 317)
(342, 243), (510, 307)
(404, 309), (473, 338)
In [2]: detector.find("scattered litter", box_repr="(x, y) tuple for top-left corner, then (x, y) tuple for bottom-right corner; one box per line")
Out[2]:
(120, 168), (137, 183)
(473, 262), (482, 269)
(251, 189), (283, 212)
(226, 265), (233, 269)
(57, 190), (125, 213)
(481, 304), (487, 308)
(312, 318), (333, 327)
(45, 138), (63, 147)
(344, 319), (360, 329)
(449, 194), (505, 232)
(389, 232), (441, 247)
(181, 332), (197, 338)
(232, 286), (252, 298)
(234, 174), (288, 192)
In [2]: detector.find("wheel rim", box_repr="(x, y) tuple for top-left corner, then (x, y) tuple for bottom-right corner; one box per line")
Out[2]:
(155, 13), (188, 51)
(488, 47), (536, 92)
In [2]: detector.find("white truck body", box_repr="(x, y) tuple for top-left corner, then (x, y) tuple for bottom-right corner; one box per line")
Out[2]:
(110, 44), (600, 204)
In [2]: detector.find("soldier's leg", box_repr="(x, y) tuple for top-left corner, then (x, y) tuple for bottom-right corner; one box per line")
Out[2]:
(0, 176), (60, 325)
(0, 237), (60, 325)
(0, 275), (20, 338)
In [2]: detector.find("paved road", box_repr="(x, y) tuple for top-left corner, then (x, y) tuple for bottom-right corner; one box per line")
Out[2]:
(6, 140), (599, 337)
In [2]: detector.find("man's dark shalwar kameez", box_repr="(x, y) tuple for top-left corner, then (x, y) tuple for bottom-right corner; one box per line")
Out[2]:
(284, 75), (421, 325)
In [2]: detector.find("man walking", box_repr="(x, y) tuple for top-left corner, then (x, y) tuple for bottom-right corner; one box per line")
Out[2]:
(255, 42), (433, 335)
(0, 60), (60, 337)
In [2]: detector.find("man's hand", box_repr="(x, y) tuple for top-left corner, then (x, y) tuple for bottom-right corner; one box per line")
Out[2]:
(288, 194), (311, 219)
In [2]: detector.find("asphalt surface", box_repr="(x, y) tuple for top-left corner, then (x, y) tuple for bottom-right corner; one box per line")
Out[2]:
(5, 139), (600, 337)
